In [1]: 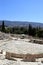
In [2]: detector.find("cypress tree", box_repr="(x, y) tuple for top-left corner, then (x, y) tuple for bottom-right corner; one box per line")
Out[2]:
(1, 21), (5, 32)
(28, 24), (32, 36)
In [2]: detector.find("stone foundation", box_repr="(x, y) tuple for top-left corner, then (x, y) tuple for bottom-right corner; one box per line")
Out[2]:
(5, 52), (43, 62)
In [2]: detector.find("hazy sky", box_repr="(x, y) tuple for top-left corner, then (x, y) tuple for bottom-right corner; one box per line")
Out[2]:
(0, 0), (43, 23)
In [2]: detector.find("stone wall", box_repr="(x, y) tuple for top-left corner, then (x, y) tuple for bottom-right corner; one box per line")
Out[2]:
(5, 52), (43, 62)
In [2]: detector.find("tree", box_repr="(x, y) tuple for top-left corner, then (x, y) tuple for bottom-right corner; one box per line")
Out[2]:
(1, 21), (5, 32)
(28, 24), (32, 36)
(32, 28), (36, 36)
(37, 30), (43, 38)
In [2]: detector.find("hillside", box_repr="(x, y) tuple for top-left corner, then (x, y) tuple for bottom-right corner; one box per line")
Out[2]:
(0, 20), (43, 28)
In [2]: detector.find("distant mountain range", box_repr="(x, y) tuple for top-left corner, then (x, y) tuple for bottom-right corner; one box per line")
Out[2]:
(0, 20), (43, 28)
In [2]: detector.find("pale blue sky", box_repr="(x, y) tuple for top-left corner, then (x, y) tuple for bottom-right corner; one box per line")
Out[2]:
(0, 0), (43, 23)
